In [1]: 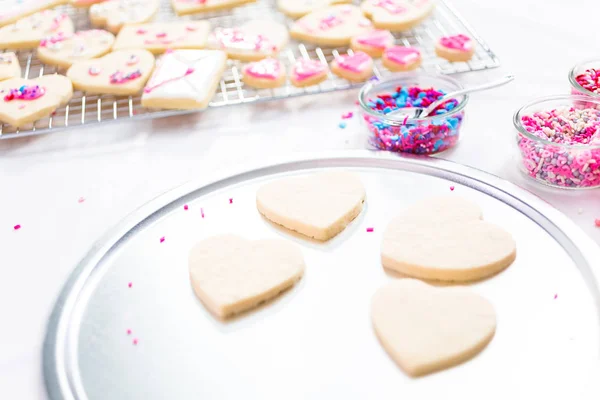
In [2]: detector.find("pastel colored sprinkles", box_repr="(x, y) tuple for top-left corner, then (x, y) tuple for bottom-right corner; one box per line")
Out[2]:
(160, 236), (165, 243)
(184, 204), (189, 210)
(13, 224), (21, 230)
(574, 68), (600, 94)
(366, 227), (374, 232)
(4, 85), (45, 101)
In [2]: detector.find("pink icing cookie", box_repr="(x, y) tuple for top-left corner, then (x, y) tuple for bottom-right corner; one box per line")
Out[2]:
(290, 59), (329, 88)
(330, 51), (373, 82)
(242, 58), (286, 89)
(382, 45), (421, 71)
(350, 29), (394, 58)
(435, 34), (475, 62)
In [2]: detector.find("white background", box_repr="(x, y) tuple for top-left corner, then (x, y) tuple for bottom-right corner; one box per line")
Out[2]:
(1, 0), (600, 398)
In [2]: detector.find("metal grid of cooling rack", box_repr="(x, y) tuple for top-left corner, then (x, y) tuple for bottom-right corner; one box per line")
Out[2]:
(0, 0), (500, 139)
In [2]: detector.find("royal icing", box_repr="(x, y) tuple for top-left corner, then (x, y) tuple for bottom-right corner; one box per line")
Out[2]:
(439, 34), (472, 52)
(355, 30), (394, 49)
(384, 46), (420, 64)
(211, 28), (276, 53)
(144, 58), (194, 93)
(39, 31), (70, 48)
(244, 58), (282, 80)
(292, 59), (327, 81)
(110, 69), (142, 84)
(318, 14), (344, 30)
(336, 51), (372, 73)
(4, 84), (45, 101)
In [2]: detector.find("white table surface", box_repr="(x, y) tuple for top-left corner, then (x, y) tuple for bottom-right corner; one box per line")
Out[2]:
(1, 0), (600, 398)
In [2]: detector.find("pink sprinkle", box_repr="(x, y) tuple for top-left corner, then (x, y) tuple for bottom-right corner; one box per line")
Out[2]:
(354, 100), (359, 105)
(156, 32), (167, 38)
(450, 186), (455, 191)
(160, 236), (165, 243)
(229, 198), (233, 204)
(78, 197), (85, 203)
(201, 208), (205, 218)
(183, 204), (189, 210)
(18, 104), (26, 109)
(595, 219), (600, 227)
(128, 282), (132, 288)
(554, 294), (558, 299)
(366, 227), (374, 232)
(127, 329), (132, 335)
(13, 224), (21, 230)
(133, 338), (138, 345)
(136, 28), (146, 35)
(341, 112), (353, 119)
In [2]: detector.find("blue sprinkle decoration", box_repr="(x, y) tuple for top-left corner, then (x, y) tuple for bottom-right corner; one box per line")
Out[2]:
(338, 122), (347, 129)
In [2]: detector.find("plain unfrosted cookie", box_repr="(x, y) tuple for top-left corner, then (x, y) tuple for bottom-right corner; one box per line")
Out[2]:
(89, 0), (159, 34)
(113, 21), (210, 54)
(172, 0), (256, 16)
(371, 279), (496, 377)
(242, 58), (286, 89)
(38, 30), (115, 69)
(0, 10), (74, 49)
(361, 0), (435, 31)
(382, 45), (421, 71)
(67, 49), (155, 95)
(330, 51), (373, 82)
(381, 196), (516, 282)
(141, 49), (226, 109)
(435, 34), (475, 62)
(256, 171), (366, 241)
(189, 234), (305, 319)
(0, 75), (72, 127)
(0, 0), (67, 28)
(277, 0), (351, 19)
(290, 59), (328, 87)
(350, 29), (394, 58)
(207, 20), (289, 61)
(290, 5), (373, 46)
(0, 53), (22, 81)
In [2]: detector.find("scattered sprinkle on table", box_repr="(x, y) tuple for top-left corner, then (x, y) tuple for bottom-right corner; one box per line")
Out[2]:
(183, 204), (189, 210)
(201, 208), (205, 218)
(554, 294), (558, 299)
(160, 236), (165, 243)
(450, 186), (455, 191)
(338, 122), (347, 129)
(575, 68), (600, 94)
(133, 338), (138, 345)
(78, 197), (85, 203)
(342, 112), (353, 119)
(229, 198), (233, 204)
(366, 227), (374, 232)
(127, 329), (132, 335)
(595, 219), (600, 227)
(128, 282), (132, 288)
(13, 224), (21, 230)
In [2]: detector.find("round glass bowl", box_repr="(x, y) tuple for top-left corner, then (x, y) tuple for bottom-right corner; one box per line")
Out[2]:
(358, 73), (468, 155)
(513, 95), (600, 189)
(568, 59), (600, 99)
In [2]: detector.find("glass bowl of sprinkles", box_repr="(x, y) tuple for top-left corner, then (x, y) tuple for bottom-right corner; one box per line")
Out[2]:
(514, 95), (600, 189)
(569, 59), (600, 99)
(358, 73), (468, 155)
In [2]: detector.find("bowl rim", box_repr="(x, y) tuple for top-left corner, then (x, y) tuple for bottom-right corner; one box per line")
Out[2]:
(513, 94), (600, 149)
(568, 59), (600, 98)
(357, 73), (469, 123)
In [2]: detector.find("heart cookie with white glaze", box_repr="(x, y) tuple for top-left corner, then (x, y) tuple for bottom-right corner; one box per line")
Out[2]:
(0, 75), (72, 127)
(256, 171), (366, 241)
(113, 21), (210, 54)
(89, 0), (159, 34)
(38, 30), (115, 69)
(189, 234), (305, 319)
(371, 279), (496, 377)
(381, 196), (516, 282)
(172, 0), (256, 16)
(0, 0), (67, 28)
(361, 0), (435, 31)
(67, 49), (155, 95)
(277, 0), (351, 19)
(290, 59), (329, 87)
(0, 9), (74, 49)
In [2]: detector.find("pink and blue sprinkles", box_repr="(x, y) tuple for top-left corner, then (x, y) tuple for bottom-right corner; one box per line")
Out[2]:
(3, 85), (45, 102)
(364, 85), (463, 154)
(575, 68), (600, 94)
(518, 107), (600, 188)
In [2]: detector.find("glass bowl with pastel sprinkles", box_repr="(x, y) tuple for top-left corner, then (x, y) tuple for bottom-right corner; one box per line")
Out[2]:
(514, 95), (600, 189)
(569, 59), (600, 100)
(358, 73), (468, 155)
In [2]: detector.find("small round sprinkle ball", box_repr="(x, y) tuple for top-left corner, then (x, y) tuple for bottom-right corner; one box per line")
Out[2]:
(362, 85), (464, 154)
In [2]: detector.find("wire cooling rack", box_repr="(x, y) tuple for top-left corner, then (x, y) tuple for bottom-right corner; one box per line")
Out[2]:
(0, 0), (500, 139)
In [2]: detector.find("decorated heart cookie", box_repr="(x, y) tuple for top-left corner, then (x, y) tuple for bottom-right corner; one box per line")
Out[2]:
(435, 34), (475, 62)
(67, 49), (155, 95)
(371, 279), (496, 377)
(330, 51), (374, 82)
(189, 234), (305, 319)
(382, 45), (421, 71)
(38, 30), (115, 69)
(0, 10), (74, 49)
(350, 29), (394, 58)
(142, 49), (226, 109)
(290, 59), (329, 87)
(0, 75), (72, 127)
(277, 0), (351, 19)
(89, 0), (159, 34)
(381, 196), (516, 282)
(207, 20), (289, 62)
(113, 21), (210, 54)
(256, 171), (366, 241)
(361, 0), (435, 31)
(0, 53), (22, 81)
(242, 58), (286, 89)
(290, 5), (373, 46)
(172, 0), (256, 16)
(0, 0), (67, 28)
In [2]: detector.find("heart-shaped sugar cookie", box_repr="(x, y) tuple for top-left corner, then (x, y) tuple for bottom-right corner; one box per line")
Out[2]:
(361, 0), (435, 31)
(0, 75), (72, 127)
(89, 0), (159, 34)
(371, 279), (496, 377)
(112, 21), (211, 54)
(38, 29), (115, 69)
(189, 235), (305, 319)
(0, 0), (67, 28)
(256, 171), (366, 241)
(67, 49), (155, 95)
(381, 196), (516, 282)
(0, 9), (74, 49)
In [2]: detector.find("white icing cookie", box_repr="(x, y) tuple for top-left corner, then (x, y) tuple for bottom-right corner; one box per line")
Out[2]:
(0, 10), (74, 49)
(361, 0), (435, 31)
(0, 75), (72, 127)
(381, 196), (516, 282)
(277, 0), (351, 19)
(112, 21), (210, 54)
(350, 29), (394, 58)
(330, 51), (373, 82)
(70, 0), (106, 7)
(290, 5), (373, 46)
(67, 49), (155, 95)
(141, 49), (226, 110)
(256, 171), (366, 241)
(0, 0), (67, 28)
(38, 30), (115, 69)
(207, 20), (289, 62)
(0, 53), (22, 81)
(371, 279), (496, 377)
(242, 58), (286, 89)
(189, 234), (305, 319)
(435, 34), (475, 62)
(172, 0), (256, 16)
(382, 45), (421, 71)
(89, 0), (159, 34)
(290, 58), (328, 87)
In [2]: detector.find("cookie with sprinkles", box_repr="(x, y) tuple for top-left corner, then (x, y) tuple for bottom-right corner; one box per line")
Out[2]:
(37, 30), (115, 69)
(361, 0), (435, 31)
(0, 10), (74, 49)
(435, 34), (475, 62)
(172, 0), (256, 16)
(330, 51), (374, 82)
(0, 0), (67, 28)
(290, 59), (329, 87)
(242, 58), (286, 89)
(382, 45), (421, 71)
(89, 0), (159, 34)
(350, 29), (394, 58)
(0, 53), (21, 81)
(113, 21), (210, 54)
